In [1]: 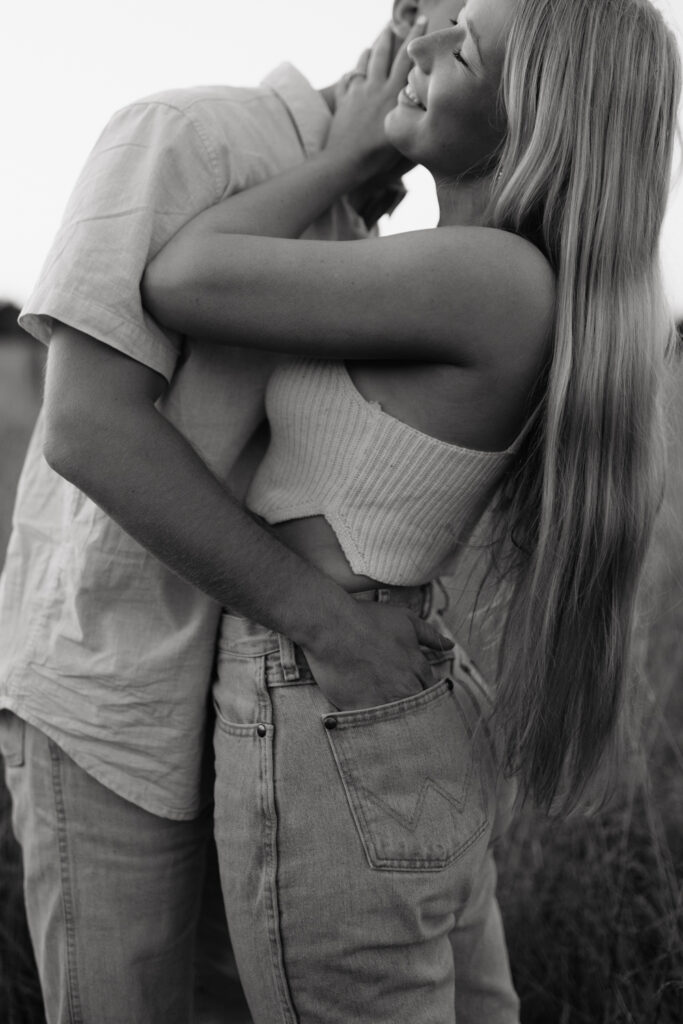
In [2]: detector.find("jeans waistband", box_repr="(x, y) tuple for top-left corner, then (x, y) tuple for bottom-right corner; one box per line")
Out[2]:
(350, 584), (433, 616)
(217, 580), (480, 694)
(221, 584), (442, 656)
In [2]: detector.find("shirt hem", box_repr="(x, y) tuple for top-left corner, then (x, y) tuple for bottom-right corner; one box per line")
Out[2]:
(19, 289), (179, 383)
(0, 697), (208, 821)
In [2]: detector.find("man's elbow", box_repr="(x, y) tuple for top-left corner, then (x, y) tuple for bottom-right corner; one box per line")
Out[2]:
(43, 403), (104, 488)
(141, 251), (183, 330)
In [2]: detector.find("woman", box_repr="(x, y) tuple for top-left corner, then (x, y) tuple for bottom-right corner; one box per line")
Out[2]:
(142, 0), (681, 1020)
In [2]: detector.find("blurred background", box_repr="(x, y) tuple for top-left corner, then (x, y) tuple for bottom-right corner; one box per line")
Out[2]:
(1, 2), (682, 1022)
(1, 0), (683, 315)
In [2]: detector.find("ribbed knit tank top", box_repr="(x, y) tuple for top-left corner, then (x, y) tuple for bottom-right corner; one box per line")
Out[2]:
(247, 358), (525, 586)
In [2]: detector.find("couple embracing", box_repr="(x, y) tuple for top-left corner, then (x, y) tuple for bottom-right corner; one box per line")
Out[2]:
(0, 0), (680, 1022)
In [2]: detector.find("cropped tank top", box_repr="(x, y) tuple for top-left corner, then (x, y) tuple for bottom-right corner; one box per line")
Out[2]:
(246, 358), (526, 586)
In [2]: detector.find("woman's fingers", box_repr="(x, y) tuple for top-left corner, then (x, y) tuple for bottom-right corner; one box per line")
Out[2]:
(367, 23), (396, 81)
(389, 15), (428, 90)
(354, 47), (372, 77)
(338, 47), (372, 97)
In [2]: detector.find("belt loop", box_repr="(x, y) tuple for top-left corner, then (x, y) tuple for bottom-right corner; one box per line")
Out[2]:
(277, 634), (301, 682)
(376, 588), (391, 604)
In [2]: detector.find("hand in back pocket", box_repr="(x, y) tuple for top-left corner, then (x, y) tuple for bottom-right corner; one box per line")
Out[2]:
(322, 677), (494, 872)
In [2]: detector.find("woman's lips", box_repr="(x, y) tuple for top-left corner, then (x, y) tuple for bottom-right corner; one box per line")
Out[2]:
(399, 81), (426, 109)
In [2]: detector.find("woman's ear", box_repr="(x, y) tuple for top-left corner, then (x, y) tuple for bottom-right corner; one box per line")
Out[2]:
(391, 0), (422, 40)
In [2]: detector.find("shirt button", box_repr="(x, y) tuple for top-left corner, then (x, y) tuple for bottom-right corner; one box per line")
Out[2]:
(256, 724), (267, 738)
(324, 717), (338, 731)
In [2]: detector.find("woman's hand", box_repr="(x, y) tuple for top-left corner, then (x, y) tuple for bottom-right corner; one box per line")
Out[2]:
(327, 18), (427, 182)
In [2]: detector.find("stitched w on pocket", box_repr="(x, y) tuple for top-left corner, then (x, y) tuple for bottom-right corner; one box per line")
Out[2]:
(323, 678), (491, 872)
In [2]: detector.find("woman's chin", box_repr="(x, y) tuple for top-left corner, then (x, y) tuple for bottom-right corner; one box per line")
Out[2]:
(384, 108), (418, 165)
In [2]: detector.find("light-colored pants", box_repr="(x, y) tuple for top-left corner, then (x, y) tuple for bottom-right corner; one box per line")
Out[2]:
(213, 584), (520, 1024)
(0, 710), (248, 1024)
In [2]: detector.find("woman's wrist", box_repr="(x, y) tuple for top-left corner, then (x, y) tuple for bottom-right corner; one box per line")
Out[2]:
(313, 146), (378, 195)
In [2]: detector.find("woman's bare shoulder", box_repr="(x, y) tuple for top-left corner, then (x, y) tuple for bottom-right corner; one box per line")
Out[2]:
(418, 225), (555, 372)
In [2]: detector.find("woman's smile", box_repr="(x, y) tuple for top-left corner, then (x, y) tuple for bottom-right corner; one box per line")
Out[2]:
(400, 78), (427, 109)
(386, 0), (514, 179)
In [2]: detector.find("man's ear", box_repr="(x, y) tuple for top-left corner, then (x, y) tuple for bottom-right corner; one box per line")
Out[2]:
(391, 0), (422, 40)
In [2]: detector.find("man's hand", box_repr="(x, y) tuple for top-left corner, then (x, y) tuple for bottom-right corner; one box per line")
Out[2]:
(44, 327), (453, 707)
(302, 600), (454, 712)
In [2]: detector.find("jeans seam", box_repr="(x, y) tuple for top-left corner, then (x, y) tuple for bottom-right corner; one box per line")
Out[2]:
(258, 660), (299, 1024)
(49, 740), (83, 1024)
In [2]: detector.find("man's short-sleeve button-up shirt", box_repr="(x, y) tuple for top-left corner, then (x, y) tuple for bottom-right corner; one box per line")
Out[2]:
(1, 65), (372, 819)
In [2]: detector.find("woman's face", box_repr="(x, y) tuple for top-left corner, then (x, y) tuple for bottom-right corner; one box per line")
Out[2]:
(386, 0), (516, 178)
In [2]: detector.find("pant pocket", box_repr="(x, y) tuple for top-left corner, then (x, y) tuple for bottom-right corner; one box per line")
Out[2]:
(322, 678), (492, 872)
(0, 710), (26, 767)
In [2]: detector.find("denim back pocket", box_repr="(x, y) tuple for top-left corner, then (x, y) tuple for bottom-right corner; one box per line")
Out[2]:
(323, 678), (492, 872)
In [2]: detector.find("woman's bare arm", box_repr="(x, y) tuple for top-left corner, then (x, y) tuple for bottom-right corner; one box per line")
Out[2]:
(141, 21), (553, 374)
(143, 224), (554, 371)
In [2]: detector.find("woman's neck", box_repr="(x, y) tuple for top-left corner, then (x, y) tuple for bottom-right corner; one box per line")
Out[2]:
(436, 175), (493, 228)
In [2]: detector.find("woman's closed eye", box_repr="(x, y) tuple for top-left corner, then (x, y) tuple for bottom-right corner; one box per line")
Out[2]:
(449, 19), (469, 67)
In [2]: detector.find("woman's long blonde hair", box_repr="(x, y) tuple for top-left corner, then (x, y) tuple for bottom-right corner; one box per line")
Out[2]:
(486, 0), (681, 813)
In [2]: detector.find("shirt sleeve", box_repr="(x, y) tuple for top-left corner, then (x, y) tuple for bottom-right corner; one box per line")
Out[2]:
(20, 100), (220, 382)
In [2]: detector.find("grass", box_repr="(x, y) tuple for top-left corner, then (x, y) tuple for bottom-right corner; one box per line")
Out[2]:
(495, 358), (683, 1023)
(0, 338), (46, 1022)
(1, 339), (681, 1023)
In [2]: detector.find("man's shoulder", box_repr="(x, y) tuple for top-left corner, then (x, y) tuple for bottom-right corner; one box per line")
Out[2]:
(128, 81), (270, 117)
(102, 80), (284, 157)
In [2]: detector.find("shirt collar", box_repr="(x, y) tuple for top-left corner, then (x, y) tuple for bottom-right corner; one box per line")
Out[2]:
(262, 63), (332, 157)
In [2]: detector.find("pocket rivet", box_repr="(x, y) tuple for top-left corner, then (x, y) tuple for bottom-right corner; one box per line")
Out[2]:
(324, 717), (338, 731)
(256, 724), (267, 738)
(447, 679), (454, 691)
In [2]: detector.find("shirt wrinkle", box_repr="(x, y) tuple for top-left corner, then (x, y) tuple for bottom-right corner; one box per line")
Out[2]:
(5, 64), (368, 820)
(74, 209), (155, 224)
(111, 98), (222, 199)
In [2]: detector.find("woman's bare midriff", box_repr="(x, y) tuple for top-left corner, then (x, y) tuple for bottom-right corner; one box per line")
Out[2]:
(270, 516), (381, 592)
(263, 359), (534, 593)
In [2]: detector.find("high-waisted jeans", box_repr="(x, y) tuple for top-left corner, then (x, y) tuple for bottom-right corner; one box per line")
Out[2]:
(212, 583), (520, 1024)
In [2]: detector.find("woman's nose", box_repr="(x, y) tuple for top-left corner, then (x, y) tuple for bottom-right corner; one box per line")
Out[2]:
(407, 25), (457, 73)
(407, 32), (434, 72)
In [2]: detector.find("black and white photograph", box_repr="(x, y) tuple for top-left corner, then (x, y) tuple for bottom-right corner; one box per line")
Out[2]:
(1, 1), (682, 1021)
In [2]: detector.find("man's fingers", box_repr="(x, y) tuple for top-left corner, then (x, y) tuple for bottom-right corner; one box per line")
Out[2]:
(367, 24), (396, 81)
(411, 614), (455, 651)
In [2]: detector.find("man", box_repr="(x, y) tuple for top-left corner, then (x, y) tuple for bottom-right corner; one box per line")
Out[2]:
(0, 1), (519, 1021)
(0, 3), (460, 1021)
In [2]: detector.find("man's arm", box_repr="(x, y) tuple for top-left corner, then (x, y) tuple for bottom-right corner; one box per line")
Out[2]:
(44, 325), (452, 710)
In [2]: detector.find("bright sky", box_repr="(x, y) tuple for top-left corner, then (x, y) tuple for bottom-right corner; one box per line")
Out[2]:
(1, 0), (681, 316)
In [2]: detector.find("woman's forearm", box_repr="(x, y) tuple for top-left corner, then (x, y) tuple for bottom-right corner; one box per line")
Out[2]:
(142, 148), (368, 332)
(176, 149), (366, 244)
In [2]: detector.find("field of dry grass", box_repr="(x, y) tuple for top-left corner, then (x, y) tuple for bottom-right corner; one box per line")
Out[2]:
(0, 334), (46, 1023)
(0, 335), (681, 1023)
(495, 361), (683, 1023)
